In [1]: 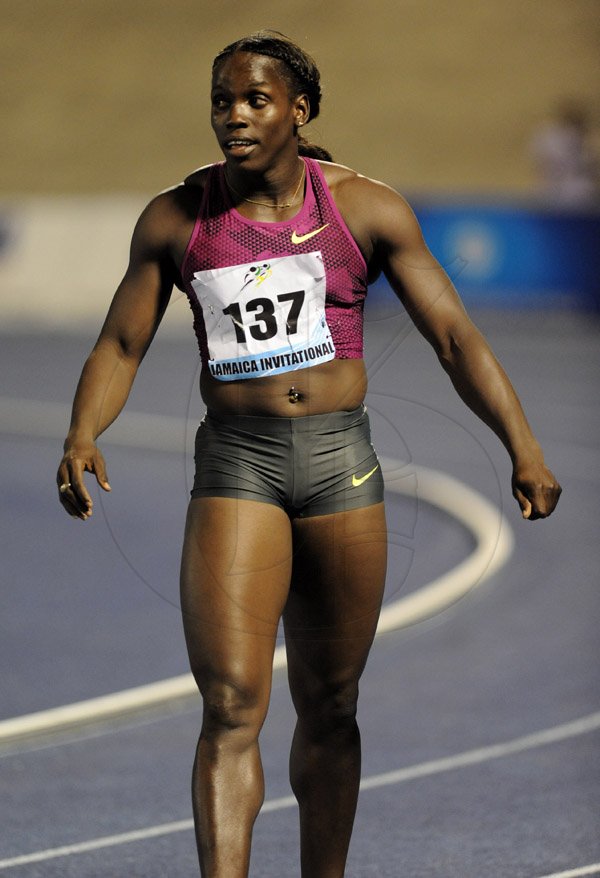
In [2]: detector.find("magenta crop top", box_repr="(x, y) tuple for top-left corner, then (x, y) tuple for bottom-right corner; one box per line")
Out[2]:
(181, 157), (368, 381)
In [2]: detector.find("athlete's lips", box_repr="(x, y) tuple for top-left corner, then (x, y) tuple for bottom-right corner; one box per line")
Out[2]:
(223, 138), (257, 151)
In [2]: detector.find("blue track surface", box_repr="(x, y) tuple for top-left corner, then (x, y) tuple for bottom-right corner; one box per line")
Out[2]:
(1, 308), (598, 876)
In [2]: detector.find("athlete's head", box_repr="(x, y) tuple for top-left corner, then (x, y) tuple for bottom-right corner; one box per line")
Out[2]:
(212, 31), (332, 161)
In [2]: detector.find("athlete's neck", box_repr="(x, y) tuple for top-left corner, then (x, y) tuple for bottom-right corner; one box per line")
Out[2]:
(225, 156), (305, 209)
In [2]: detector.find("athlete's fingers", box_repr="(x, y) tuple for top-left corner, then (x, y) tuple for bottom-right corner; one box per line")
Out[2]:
(91, 447), (111, 492)
(512, 479), (562, 521)
(57, 462), (92, 519)
(70, 459), (95, 515)
(57, 444), (110, 520)
(57, 479), (89, 519)
(512, 462), (561, 522)
(513, 487), (532, 520)
(529, 483), (562, 519)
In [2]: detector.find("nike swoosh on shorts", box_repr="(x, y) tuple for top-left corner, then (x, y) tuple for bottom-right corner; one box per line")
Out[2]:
(352, 464), (379, 487)
(291, 224), (330, 244)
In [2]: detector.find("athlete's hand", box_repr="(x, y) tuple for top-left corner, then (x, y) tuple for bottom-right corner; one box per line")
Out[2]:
(511, 460), (561, 521)
(57, 441), (111, 520)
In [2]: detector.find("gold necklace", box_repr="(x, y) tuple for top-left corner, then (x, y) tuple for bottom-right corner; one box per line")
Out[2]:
(225, 164), (306, 209)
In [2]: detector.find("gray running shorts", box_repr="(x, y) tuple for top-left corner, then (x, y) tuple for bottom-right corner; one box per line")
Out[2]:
(191, 405), (384, 517)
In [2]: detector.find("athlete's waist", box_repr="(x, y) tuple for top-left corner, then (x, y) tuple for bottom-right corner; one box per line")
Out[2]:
(203, 404), (368, 435)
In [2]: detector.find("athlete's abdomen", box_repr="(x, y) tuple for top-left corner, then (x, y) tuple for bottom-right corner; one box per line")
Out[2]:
(200, 357), (368, 417)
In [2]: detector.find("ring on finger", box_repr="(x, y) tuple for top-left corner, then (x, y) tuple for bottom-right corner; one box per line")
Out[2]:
(59, 482), (71, 494)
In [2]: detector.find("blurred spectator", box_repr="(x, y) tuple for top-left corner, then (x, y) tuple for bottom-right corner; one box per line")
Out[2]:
(530, 99), (600, 207)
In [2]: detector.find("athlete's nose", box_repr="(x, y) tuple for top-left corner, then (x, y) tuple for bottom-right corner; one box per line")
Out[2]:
(225, 101), (249, 129)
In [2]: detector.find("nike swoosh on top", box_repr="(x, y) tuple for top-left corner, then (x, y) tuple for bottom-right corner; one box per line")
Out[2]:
(291, 224), (330, 244)
(352, 464), (379, 487)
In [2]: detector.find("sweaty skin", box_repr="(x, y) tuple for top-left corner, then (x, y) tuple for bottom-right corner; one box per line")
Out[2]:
(56, 153), (560, 520)
(57, 47), (560, 878)
(57, 52), (560, 522)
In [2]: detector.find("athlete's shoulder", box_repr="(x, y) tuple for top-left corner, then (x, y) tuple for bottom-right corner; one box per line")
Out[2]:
(319, 162), (421, 252)
(146, 164), (219, 222)
(317, 160), (360, 189)
(321, 160), (401, 196)
(319, 161), (407, 209)
(129, 174), (207, 254)
(182, 163), (218, 189)
(144, 164), (214, 216)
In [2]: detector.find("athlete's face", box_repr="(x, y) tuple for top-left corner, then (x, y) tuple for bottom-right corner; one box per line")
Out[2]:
(211, 52), (308, 170)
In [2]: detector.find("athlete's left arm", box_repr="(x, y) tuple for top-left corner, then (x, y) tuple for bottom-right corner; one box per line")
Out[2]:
(353, 176), (561, 519)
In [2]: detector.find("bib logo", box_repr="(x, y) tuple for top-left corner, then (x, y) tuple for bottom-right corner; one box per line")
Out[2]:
(242, 263), (272, 291)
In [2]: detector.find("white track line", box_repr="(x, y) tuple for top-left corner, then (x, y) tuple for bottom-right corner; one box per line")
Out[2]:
(1, 710), (598, 870)
(0, 820), (195, 869)
(359, 709), (600, 790)
(535, 866), (600, 878)
(0, 399), (513, 744)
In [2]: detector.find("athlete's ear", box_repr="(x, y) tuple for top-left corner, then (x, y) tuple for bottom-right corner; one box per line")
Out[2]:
(294, 94), (310, 127)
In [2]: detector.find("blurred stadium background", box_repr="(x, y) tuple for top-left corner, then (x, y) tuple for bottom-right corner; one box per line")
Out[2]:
(1, 0), (599, 325)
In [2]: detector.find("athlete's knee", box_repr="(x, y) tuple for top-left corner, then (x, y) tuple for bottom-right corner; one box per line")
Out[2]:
(296, 679), (360, 737)
(200, 680), (266, 739)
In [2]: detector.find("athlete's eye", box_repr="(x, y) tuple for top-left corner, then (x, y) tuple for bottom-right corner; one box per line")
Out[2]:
(249, 94), (268, 108)
(211, 96), (229, 111)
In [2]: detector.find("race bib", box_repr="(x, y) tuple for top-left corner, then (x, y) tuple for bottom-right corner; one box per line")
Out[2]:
(191, 251), (335, 381)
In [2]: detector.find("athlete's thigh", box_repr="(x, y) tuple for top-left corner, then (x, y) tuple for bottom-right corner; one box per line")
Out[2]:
(181, 497), (293, 695)
(283, 502), (387, 699)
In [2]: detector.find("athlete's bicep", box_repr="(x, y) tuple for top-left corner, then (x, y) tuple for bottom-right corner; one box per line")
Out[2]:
(98, 199), (177, 361)
(370, 184), (474, 351)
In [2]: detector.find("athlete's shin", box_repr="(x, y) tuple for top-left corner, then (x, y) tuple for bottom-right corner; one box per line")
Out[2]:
(290, 712), (362, 878)
(192, 722), (265, 878)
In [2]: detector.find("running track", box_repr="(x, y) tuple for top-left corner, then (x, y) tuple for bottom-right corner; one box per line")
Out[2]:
(1, 307), (598, 876)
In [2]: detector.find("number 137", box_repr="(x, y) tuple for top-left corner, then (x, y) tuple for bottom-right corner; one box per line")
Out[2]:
(223, 290), (305, 343)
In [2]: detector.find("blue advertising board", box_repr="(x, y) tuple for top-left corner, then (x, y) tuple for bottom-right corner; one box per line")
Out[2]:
(371, 199), (600, 310)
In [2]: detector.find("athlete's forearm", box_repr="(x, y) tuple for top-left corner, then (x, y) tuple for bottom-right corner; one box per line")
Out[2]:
(438, 324), (543, 466)
(65, 337), (140, 446)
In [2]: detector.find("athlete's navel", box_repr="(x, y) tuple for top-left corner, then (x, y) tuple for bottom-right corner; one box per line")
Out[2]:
(288, 386), (302, 404)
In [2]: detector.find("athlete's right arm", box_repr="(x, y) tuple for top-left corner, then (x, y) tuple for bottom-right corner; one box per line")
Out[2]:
(57, 195), (178, 520)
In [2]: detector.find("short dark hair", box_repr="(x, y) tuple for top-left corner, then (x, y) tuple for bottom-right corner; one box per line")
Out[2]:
(212, 31), (333, 161)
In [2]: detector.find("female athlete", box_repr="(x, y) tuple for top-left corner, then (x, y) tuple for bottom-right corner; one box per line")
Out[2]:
(57, 31), (561, 878)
